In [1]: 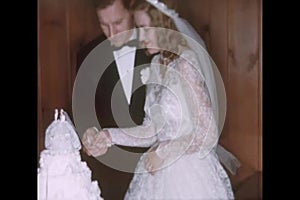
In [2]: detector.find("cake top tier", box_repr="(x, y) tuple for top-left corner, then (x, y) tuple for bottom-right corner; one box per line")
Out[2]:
(45, 109), (81, 154)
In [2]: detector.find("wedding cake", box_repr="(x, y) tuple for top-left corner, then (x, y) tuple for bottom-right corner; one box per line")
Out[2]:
(38, 109), (103, 200)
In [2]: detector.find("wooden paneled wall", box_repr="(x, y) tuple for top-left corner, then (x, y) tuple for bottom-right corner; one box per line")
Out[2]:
(38, 0), (101, 155)
(38, 0), (261, 188)
(177, 0), (262, 186)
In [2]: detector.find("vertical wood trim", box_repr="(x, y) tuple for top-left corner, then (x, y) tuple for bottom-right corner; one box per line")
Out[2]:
(207, 0), (212, 52)
(227, 0), (232, 86)
(257, 0), (262, 172)
(226, 0), (260, 185)
(226, 0), (232, 143)
(39, 0), (70, 154)
(38, 59), (42, 154)
(38, 60), (43, 155)
(66, 0), (72, 114)
(37, 0), (43, 155)
(209, 0), (229, 140)
(202, 0), (211, 51)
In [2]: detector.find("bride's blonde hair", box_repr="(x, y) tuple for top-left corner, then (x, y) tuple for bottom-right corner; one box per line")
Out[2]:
(132, 0), (188, 64)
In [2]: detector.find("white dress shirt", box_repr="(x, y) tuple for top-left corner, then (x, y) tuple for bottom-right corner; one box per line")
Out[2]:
(113, 30), (137, 105)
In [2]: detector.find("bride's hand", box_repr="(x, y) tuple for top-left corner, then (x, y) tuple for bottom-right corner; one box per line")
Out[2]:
(82, 128), (112, 157)
(82, 127), (98, 156)
(93, 130), (112, 154)
(144, 151), (164, 175)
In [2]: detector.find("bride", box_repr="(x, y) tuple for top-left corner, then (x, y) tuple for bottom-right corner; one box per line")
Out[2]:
(82, 0), (235, 199)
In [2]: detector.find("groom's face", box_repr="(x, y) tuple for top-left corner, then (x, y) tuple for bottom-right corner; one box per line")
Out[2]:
(96, 0), (134, 47)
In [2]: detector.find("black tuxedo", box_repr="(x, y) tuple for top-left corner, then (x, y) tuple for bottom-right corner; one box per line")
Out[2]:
(78, 34), (151, 128)
(77, 34), (152, 200)
(95, 42), (150, 128)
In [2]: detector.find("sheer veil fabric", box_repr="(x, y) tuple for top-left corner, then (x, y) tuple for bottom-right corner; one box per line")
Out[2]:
(145, 0), (241, 174)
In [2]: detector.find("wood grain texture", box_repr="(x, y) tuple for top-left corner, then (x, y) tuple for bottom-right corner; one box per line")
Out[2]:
(225, 0), (261, 185)
(38, 0), (100, 153)
(67, 0), (101, 85)
(178, 0), (262, 187)
(178, 0), (211, 50)
(209, 0), (229, 143)
(39, 0), (69, 152)
(257, 0), (262, 172)
(38, 42), (43, 158)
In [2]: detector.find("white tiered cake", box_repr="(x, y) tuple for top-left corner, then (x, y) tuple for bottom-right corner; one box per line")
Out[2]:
(38, 109), (103, 200)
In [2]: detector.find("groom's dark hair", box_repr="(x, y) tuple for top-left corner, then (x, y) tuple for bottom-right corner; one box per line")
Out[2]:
(92, 0), (132, 10)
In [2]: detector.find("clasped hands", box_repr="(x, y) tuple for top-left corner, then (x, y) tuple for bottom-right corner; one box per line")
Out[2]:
(82, 127), (112, 157)
(81, 127), (165, 175)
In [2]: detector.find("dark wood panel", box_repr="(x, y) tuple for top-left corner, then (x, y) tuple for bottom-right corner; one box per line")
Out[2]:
(224, 0), (261, 184)
(38, 49), (42, 157)
(84, 1), (102, 45)
(178, 0), (262, 181)
(257, 0), (262, 172)
(209, 0), (229, 143)
(209, 0), (228, 78)
(178, 0), (211, 50)
(235, 172), (262, 200)
(67, 0), (101, 88)
(38, 0), (101, 153)
(39, 0), (70, 152)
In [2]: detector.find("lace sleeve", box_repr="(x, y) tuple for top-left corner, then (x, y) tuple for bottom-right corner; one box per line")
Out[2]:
(156, 51), (219, 160)
(104, 117), (158, 147)
(103, 60), (165, 148)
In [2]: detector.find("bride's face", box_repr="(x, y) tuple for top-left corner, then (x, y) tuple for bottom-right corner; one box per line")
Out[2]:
(134, 10), (160, 55)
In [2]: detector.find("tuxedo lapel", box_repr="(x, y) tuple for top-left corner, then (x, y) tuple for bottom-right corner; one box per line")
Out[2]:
(132, 49), (145, 99)
(107, 48), (129, 104)
(95, 49), (129, 128)
(129, 49), (151, 124)
(95, 38), (151, 128)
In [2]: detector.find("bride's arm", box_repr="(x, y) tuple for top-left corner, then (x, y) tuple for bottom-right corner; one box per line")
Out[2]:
(155, 52), (219, 161)
(82, 112), (158, 157)
(104, 64), (165, 148)
(103, 117), (158, 147)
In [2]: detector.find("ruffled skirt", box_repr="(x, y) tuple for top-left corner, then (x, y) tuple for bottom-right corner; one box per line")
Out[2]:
(125, 152), (234, 200)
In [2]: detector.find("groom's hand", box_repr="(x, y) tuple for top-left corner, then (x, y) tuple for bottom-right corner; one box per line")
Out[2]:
(82, 127), (98, 156)
(82, 128), (111, 157)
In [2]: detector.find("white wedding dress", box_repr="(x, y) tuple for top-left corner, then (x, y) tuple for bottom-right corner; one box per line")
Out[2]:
(105, 50), (234, 199)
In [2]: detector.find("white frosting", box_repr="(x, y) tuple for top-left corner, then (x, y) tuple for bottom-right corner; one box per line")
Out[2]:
(38, 109), (103, 200)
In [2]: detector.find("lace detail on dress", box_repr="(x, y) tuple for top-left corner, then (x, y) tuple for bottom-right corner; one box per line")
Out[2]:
(105, 51), (234, 199)
(105, 118), (157, 147)
(155, 50), (219, 162)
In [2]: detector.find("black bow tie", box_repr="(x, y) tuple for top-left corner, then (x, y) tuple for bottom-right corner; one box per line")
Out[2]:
(111, 39), (139, 51)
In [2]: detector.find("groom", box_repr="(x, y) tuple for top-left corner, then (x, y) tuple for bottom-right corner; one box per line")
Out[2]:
(77, 0), (151, 199)
(77, 0), (151, 136)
